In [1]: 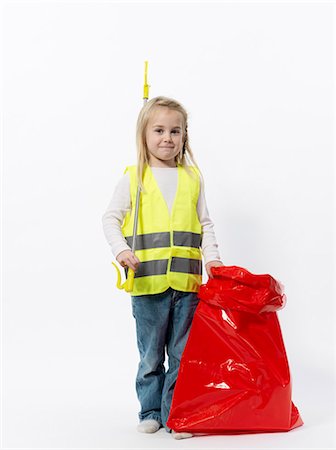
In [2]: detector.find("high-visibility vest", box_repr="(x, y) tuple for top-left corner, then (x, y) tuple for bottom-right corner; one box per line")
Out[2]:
(121, 163), (203, 296)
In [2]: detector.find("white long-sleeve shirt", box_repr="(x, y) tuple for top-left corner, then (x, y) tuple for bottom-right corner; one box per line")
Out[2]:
(102, 166), (221, 265)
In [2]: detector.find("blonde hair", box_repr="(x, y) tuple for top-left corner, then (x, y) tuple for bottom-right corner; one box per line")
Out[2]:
(135, 96), (202, 191)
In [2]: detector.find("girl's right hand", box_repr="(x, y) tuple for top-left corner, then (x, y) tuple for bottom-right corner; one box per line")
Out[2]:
(116, 250), (140, 272)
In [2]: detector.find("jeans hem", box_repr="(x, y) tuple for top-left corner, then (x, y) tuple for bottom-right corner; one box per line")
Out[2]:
(139, 413), (162, 425)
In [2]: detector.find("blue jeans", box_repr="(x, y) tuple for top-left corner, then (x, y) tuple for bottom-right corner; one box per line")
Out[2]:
(131, 287), (199, 432)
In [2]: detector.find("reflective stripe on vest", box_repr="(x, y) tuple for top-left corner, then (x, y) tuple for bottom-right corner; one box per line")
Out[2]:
(125, 231), (202, 250)
(173, 231), (202, 248)
(126, 256), (202, 278)
(170, 257), (202, 275)
(121, 164), (202, 295)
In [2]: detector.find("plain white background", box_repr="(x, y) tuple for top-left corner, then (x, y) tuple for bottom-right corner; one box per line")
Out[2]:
(1, 1), (335, 449)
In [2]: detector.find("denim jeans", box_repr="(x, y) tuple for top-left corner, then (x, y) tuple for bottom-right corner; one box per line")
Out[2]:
(131, 287), (199, 432)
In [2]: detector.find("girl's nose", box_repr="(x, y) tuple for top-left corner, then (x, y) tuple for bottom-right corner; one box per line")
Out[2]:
(163, 132), (173, 141)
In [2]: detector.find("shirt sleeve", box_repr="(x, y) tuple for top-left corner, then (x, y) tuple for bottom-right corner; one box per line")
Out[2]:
(102, 173), (132, 258)
(197, 175), (222, 265)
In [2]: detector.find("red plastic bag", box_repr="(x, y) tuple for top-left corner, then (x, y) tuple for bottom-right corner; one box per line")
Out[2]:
(167, 265), (303, 434)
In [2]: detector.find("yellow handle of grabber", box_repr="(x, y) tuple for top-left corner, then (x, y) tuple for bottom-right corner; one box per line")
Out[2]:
(111, 262), (135, 293)
(112, 60), (149, 293)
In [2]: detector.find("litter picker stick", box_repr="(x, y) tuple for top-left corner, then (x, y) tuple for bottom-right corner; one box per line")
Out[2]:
(112, 61), (150, 293)
(123, 61), (150, 291)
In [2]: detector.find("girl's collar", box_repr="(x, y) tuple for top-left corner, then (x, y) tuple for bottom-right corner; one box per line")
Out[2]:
(148, 163), (181, 169)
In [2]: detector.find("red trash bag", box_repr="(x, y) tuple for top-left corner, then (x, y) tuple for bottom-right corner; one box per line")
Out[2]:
(167, 265), (303, 434)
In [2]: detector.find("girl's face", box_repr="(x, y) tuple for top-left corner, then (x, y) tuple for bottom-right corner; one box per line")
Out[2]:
(145, 107), (184, 167)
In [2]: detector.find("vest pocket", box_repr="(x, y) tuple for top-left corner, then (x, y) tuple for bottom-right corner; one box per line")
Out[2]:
(170, 257), (202, 275)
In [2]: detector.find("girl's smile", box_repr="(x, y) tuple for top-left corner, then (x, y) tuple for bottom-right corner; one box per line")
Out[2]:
(145, 107), (184, 167)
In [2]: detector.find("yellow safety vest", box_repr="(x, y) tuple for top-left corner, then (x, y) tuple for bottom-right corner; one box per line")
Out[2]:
(121, 163), (203, 296)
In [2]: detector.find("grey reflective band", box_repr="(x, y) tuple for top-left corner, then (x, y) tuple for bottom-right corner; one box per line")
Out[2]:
(134, 259), (168, 278)
(170, 257), (202, 275)
(125, 231), (201, 250)
(125, 232), (170, 251)
(127, 257), (202, 278)
(173, 231), (202, 248)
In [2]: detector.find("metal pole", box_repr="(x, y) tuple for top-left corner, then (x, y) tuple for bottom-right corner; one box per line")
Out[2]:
(131, 63), (149, 252)
(123, 61), (150, 292)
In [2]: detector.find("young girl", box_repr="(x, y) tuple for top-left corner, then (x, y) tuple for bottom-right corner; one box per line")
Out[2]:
(102, 96), (223, 439)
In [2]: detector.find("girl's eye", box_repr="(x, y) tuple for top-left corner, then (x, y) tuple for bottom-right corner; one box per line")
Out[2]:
(154, 129), (180, 134)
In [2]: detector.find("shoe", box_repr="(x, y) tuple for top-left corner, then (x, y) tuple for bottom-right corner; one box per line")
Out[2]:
(171, 430), (194, 439)
(137, 419), (161, 433)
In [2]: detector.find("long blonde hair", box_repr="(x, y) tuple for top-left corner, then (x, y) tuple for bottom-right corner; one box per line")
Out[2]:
(135, 96), (202, 191)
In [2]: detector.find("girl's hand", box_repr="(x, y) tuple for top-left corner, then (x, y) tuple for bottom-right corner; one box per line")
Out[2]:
(205, 260), (224, 279)
(116, 250), (140, 272)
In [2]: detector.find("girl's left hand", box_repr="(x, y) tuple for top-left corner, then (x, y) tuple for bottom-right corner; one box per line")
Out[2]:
(205, 260), (224, 278)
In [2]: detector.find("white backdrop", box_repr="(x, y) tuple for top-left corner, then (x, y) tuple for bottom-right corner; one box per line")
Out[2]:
(2, 1), (335, 449)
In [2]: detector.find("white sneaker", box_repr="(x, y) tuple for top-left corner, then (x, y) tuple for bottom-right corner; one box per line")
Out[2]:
(137, 419), (161, 433)
(171, 430), (194, 439)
